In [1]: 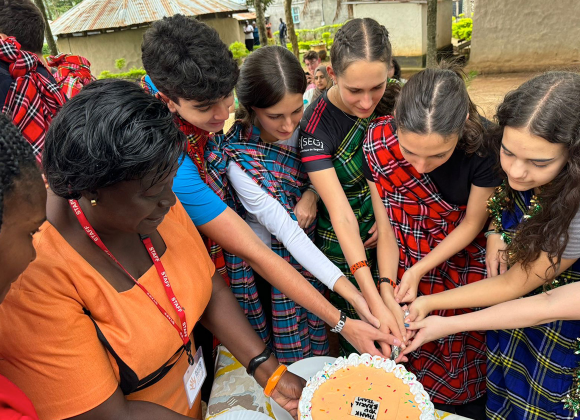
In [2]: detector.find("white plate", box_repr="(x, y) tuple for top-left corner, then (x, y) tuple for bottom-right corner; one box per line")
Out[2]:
(212, 411), (274, 420)
(271, 356), (336, 420)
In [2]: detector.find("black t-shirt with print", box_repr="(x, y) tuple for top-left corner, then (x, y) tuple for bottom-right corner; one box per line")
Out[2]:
(299, 91), (358, 172)
(362, 128), (502, 206)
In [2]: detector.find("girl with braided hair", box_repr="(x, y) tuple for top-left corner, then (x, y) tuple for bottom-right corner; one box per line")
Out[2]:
(298, 18), (406, 356)
(0, 112), (45, 419)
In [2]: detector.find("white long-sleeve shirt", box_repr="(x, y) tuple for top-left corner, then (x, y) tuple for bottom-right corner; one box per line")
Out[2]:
(225, 138), (343, 290)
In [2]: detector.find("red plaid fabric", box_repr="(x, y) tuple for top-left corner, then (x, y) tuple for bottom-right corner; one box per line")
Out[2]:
(0, 37), (66, 162)
(46, 53), (95, 99)
(364, 116), (487, 405)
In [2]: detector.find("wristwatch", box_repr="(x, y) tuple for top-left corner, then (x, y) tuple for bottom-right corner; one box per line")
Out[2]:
(330, 310), (347, 333)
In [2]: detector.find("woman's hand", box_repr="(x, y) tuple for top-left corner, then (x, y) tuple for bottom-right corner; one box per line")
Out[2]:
(394, 267), (423, 303)
(294, 190), (318, 229)
(270, 372), (305, 419)
(486, 233), (508, 277)
(334, 277), (381, 328)
(406, 295), (431, 324)
(363, 222), (378, 249)
(340, 317), (405, 360)
(369, 298), (407, 356)
(402, 315), (450, 355)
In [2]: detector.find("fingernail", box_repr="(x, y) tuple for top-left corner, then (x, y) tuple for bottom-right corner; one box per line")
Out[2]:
(405, 318), (409, 323)
(393, 338), (401, 345)
(404, 323), (409, 327)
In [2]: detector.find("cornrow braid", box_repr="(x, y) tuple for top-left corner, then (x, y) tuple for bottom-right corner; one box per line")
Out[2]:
(0, 112), (39, 232)
(330, 18), (391, 76)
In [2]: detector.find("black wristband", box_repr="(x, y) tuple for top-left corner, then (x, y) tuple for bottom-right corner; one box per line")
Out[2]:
(246, 346), (273, 377)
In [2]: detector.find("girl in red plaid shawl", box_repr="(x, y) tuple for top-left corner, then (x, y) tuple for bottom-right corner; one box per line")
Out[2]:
(363, 66), (502, 419)
(46, 53), (95, 99)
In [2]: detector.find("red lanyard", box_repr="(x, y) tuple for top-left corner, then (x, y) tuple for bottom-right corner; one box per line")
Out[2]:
(68, 200), (191, 357)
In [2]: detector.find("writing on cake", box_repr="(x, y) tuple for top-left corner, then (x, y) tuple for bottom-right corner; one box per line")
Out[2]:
(351, 397), (380, 420)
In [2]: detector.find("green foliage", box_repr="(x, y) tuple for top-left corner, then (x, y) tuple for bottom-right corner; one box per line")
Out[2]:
(298, 42), (311, 51)
(98, 67), (146, 81)
(322, 32), (331, 41)
(267, 38), (276, 46)
(44, 0), (84, 19)
(465, 70), (478, 88)
(115, 58), (126, 70)
(452, 17), (473, 41)
(274, 22), (344, 43)
(229, 41), (249, 65)
(42, 43), (50, 55)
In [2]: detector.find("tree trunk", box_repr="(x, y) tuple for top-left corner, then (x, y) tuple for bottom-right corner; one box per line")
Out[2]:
(284, 0), (299, 58)
(254, 0), (268, 47)
(426, 0), (437, 68)
(34, 0), (58, 55)
(43, 0), (53, 20)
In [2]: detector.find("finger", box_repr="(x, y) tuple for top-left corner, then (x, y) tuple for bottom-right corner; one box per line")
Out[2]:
(368, 224), (377, 234)
(500, 260), (508, 275)
(401, 291), (415, 304)
(395, 282), (409, 303)
(402, 339), (421, 355)
(375, 330), (402, 348)
(379, 340), (392, 358)
(489, 258), (499, 277)
(357, 307), (381, 329)
(405, 320), (425, 331)
(394, 353), (408, 363)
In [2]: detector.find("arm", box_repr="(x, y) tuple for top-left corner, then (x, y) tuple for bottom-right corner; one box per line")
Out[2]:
(408, 251), (578, 322)
(367, 180), (406, 340)
(308, 168), (405, 352)
(227, 163), (342, 290)
(200, 272), (304, 417)
(403, 279), (580, 355)
(197, 207), (401, 356)
(395, 185), (494, 303)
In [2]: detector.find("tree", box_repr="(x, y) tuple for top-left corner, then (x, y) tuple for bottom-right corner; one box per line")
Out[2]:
(284, 0), (299, 58)
(34, 0), (58, 55)
(254, 0), (268, 47)
(426, 0), (437, 68)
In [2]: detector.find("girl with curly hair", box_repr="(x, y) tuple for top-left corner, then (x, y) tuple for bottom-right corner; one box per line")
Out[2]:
(406, 71), (580, 420)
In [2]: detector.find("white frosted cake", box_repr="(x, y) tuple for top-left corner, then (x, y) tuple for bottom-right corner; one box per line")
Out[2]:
(298, 353), (435, 420)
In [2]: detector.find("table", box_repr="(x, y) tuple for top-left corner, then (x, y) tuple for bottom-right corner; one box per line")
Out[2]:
(205, 346), (472, 420)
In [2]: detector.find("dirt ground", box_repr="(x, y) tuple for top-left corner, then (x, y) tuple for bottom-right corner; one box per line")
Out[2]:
(467, 72), (540, 120)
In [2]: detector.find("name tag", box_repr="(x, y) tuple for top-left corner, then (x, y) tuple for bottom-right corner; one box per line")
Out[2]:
(183, 346), (207, 409)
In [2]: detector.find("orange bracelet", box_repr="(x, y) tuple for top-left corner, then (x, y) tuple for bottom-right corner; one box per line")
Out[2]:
(350, 260), (369, 275)
(264, 364), (288, 397)
(378, 277), (396, 291)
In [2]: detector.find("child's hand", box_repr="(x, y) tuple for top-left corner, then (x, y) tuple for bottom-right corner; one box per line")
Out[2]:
(394, 267), (422, 303)
(486, 233), (508, 277)
(403, 315), (452, 355)
(406, 295), (431, 324)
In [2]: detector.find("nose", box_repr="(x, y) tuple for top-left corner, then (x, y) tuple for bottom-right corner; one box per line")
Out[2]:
(159, 190), (177, 208)
(360, 93), (373, 110)
(214, 102), (230, 122)
(413, 159), (428, 174)
(508, 159), (526, 180)
(281, 116), (294, 132)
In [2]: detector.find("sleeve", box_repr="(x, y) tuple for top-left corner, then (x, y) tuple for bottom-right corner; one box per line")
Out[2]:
(471, 153), (503, 188)
(563, 207), (580, 260)
(0, 270), (119, 419)
(173, 155), (227, 226)
(298, 116), (337, 173)
(227, 163), (343, 290)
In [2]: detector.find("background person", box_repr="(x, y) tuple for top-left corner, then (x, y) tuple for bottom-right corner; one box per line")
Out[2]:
(244, 20), (254, 52)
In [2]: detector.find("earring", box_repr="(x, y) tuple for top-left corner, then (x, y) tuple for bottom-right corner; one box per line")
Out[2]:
(91, 199), (97, 207)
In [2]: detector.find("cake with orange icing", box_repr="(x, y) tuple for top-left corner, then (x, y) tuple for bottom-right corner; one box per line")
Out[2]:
(298, 353), (435, 420)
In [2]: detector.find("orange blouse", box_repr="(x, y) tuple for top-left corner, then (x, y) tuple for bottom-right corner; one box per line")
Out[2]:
(0, 200), (214, 419)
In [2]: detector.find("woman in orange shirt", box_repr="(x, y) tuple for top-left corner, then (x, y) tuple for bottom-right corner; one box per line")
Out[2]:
(0, 79), (303, 420)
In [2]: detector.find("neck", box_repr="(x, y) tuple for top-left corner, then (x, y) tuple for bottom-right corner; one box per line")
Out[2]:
(328, 85), (354, 116)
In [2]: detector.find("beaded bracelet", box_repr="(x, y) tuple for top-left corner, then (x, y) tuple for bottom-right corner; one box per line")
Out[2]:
(350, 260), (369, 275)
(378, 277), (396, 291)
(264, 364), (288, 397)
(484, 229), (501, 238)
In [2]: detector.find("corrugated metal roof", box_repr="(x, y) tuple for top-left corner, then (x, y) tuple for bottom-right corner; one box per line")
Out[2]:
(51, 0), (248, 35)
(232, 12), (256, 21)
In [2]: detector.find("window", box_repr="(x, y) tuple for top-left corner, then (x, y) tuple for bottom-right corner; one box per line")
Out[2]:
(292, 6), (300, 23)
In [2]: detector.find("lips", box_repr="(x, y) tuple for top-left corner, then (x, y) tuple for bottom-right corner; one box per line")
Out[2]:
(147, 209), (170, 223)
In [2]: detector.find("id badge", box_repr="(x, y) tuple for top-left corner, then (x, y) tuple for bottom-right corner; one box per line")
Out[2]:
(183, 346), (207, 409)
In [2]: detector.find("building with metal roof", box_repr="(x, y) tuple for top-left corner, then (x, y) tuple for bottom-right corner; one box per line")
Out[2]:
(52, 0), (249, 75)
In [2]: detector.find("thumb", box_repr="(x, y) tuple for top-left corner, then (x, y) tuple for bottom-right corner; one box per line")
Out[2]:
(402, 339), (421, 355)
(395, 282), (409, 303)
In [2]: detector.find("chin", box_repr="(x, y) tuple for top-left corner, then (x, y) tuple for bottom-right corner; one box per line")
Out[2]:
(507, 179), (536, 191)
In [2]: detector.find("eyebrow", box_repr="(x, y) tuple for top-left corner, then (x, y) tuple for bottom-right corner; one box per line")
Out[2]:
(501, 143), (556, 162)
(267, 105), (303, 116)
(344, 81), (386, 91)
(401, 145), (454, 157)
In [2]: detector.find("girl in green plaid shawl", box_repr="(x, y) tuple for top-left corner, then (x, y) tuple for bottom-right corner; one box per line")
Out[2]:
(298, 18), (408, 356)
(406, 72), (580, 419)
(206, 46), (396, 362)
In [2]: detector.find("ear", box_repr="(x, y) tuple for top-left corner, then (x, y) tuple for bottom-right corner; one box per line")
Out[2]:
(327, 66), (337, 84)
(466, 112), (470, 122)
(80, 190), (100, 206)
(158, 92), (178, 114)
(0, 33), (8, 41)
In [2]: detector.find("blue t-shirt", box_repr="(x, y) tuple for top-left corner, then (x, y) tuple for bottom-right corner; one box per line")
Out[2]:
(173, 155), (227, 226)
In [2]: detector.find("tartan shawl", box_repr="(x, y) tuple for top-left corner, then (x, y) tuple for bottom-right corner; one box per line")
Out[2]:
(205, 122), (328, 362)
(46, 53), (95, 99)
(364, 116), (487, 404)
(0, 37), (66, 162)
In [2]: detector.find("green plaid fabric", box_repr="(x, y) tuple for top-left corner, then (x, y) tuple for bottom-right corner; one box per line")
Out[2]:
(315, 116), (378, 354)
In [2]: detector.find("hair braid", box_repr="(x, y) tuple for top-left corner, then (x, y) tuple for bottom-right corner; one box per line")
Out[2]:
(0, 113), (38, 232)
